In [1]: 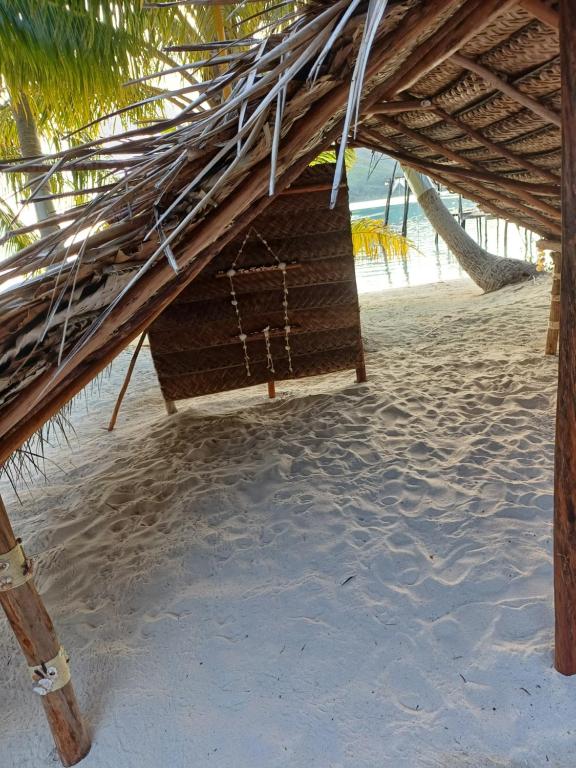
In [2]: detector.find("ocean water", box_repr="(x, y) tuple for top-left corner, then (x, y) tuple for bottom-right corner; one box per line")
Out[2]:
(351, 194), (541, 294)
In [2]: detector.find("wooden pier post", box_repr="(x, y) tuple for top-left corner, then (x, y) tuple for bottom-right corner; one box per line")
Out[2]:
(267, 381), (276, 399)
(0, 496), (90, 764)
(554, 0), (576, 676)
(545, 251), (561, 356)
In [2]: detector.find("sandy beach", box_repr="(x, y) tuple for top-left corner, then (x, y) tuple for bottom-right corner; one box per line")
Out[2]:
(1, 275), (574, 768)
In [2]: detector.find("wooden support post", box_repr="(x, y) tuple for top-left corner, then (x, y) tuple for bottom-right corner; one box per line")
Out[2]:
(164, 399), (178, 415)
(0, 496), (90, 765)
(546, 252), (561, 355)
(267, 381), (276, 399)
(356, 345), (367, 384)
(554, 0), (576, 676)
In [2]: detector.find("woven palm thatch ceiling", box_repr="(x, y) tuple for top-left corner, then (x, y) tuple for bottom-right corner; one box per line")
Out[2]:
(0, 0), (561, 465)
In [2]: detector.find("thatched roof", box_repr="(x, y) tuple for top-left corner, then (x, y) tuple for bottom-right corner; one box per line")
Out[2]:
(0, 0), (561, 466)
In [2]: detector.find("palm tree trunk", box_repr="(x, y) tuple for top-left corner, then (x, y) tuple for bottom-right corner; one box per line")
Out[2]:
(401, 165), (538, 292)
(11, 93), (59, 233)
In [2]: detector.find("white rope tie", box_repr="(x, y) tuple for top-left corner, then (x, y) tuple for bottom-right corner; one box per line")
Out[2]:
(0, 542), (33, 592)
(29, 647), (71, 696)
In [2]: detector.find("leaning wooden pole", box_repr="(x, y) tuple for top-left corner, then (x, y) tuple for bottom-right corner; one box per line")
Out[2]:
(0, 495), (90, 763)
(554, 0), (576, 676)
(107, 332), (147, 431)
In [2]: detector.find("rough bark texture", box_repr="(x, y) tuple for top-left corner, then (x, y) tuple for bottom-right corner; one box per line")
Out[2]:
(554, 0), (576, 676)
(402, 166), (539, 293)
(0, 496), (91, 765)
(12, 93), (59, 233)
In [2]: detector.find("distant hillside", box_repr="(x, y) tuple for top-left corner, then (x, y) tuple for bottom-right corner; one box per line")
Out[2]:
(347, 148), (399, 203)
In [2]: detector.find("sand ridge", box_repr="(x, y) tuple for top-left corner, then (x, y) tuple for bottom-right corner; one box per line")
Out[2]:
(1, 276), (574, 768)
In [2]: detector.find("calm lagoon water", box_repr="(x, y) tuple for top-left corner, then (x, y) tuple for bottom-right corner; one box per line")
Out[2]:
(351, 192), (541, 294)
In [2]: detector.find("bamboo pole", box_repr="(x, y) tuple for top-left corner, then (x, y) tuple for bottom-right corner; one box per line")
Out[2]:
(107, 332), (147, 432)
(554, 0), (576, 676)
(545, 251), (561, 355)
(0, 496), (90, 765)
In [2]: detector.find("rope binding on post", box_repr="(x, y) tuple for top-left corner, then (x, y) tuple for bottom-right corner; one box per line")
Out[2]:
(29, 647), (71, 696)
(0, 540), (33, 591)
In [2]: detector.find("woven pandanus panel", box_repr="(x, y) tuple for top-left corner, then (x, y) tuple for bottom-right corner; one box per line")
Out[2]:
(148, 163), (363, 402)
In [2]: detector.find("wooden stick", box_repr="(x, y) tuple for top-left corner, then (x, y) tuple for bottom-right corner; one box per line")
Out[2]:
(451, 52), (562, 128)
(367, 99), (432, 115)
(107, 332), (147, 431)
(546, 251), (561, 355)
(0, 496), (90, 766)
(267, 381), (276, 399)
(554, 0), (576, 676)
(518, 0), (559, 30)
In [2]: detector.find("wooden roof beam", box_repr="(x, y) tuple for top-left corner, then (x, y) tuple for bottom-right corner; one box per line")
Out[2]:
(432, 106), (560, 183)
(518, 0), (559, 30)
(384, 0), (520, 96)
(451, 52), (561, 128)
(358, 128), (560, 236)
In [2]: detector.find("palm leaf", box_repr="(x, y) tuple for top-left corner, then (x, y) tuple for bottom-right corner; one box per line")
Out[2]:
(351, 216), (411, 260)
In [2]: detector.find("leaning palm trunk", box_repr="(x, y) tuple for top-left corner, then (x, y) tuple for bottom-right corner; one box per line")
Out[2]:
(401, 165), (538, 293)
(11, 93), (59, 233)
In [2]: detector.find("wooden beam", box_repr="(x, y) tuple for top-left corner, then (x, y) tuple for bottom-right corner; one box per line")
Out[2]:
(359, 127), (562, 235)
(432, 106), (560, 183)
(367, 99), (432, 115)
(451, 52), (562, 128)
(554, 0), (576, 676)
(518, 0), (560, 30)
(386, 0), (520, 96)
(0, 496), (90, 765)
(369, 120), (560, 197)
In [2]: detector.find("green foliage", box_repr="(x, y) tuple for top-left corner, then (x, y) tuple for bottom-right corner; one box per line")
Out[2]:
(0, 197), (35, 253)
(311, 149), (357, 170)
(351, 217), (411, 260)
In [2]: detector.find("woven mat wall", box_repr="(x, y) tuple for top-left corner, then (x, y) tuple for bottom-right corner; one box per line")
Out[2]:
(148, 163), (364, 401)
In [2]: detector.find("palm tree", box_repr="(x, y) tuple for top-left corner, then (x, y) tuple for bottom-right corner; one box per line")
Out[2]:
(0, 1), (298, 240)
(401, 165), (538, 292)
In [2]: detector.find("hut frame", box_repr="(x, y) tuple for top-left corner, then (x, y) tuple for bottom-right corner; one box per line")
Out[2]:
(0, 1), (573, 763)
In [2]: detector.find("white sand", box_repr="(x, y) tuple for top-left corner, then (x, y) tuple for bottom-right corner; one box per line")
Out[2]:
(1, 276), (574, 768)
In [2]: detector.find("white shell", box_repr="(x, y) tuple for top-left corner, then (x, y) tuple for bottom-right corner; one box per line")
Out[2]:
(279, 263), (287, 271)
(38, 678), (54, 691)
(33, 685), (48, 696)
(239, 334), (247, 342)
(227, 268), (236, 277)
